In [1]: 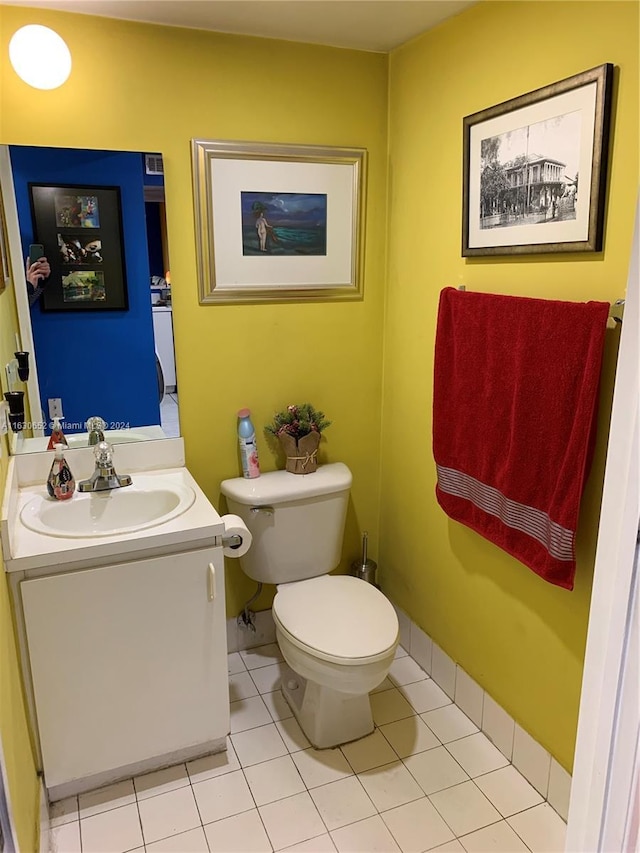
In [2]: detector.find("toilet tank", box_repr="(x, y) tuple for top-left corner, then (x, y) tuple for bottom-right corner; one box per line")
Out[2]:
(220, 463), (352, 584)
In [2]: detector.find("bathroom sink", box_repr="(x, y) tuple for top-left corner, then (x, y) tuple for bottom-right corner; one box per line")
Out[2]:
(19, 476), (196, 538)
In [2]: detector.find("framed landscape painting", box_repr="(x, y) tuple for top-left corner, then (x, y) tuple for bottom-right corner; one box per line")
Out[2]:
(462, 64), (613, 256)
(191, 139), (367, 304)
(29, 183), (128, 310)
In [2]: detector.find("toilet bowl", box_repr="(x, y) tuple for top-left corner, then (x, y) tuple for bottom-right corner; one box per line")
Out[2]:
(272, 575), (398, 748)
(219, 463), (399, 749)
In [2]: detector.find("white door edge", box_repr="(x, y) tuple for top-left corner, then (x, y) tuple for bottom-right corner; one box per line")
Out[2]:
(566, 196), (640, 851)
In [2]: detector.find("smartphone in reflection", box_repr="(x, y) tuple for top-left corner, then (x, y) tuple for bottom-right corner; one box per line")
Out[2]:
(28, 243), (45, 264)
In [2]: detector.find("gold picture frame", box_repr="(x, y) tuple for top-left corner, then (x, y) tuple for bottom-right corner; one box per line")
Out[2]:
(462, 63), (613, 256)
(192, 139), (367, 304)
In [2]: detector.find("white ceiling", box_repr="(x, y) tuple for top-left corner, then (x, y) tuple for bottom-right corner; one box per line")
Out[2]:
(1, 0), (478, 52)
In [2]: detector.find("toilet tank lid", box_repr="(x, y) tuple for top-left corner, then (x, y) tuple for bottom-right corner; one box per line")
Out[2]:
(220, 462), (352, 505)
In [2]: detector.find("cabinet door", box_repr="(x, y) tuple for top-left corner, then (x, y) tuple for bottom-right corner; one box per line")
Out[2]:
(21, 547), (228, 789)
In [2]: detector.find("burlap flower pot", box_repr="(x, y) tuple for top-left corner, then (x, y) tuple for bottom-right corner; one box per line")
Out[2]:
(278, 431), (321, 474)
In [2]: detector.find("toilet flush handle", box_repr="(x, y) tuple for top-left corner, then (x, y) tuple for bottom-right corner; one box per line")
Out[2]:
(250, 505), (274, 515)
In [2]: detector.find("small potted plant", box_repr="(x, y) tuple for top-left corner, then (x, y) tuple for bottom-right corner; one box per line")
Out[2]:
(265, 403), (331, 474)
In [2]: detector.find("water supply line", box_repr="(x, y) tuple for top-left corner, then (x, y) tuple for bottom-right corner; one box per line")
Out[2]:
(238, 582), (263, 632)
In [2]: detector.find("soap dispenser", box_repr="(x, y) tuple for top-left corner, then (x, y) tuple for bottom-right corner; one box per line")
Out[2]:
(47, 417), (68, 450)
(47, 444), (75, 501)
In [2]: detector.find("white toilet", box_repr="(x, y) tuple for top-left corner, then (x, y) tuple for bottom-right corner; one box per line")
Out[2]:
(220, 462), (399, 749)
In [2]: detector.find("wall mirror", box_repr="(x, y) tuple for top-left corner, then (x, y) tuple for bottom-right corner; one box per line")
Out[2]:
(0, 145), (179, 454)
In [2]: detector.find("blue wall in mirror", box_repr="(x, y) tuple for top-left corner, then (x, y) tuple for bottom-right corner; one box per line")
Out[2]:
(10, 146), (160, 434)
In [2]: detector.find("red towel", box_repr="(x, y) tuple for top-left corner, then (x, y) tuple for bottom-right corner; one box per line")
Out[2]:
(433, 287), (609, 590)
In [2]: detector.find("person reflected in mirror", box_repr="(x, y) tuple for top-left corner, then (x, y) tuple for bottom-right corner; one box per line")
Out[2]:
(26, 256), (51, 306)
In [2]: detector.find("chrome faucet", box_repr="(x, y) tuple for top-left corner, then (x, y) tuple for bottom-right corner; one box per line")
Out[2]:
(86, 416), (107, 446)
(78, 441), (132, 492)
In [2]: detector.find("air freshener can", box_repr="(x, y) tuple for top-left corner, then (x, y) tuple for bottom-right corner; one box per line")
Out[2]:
(237, 408), (260, 479)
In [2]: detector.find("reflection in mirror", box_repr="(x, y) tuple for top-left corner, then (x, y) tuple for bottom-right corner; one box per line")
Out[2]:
(1, 146), (179, 453)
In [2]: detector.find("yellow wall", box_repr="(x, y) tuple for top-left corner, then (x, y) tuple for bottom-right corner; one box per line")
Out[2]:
(0, 466), (39, 853)
(0, 11), (636, 848)
(382, 0), (639, 771)
(0, 6), (389, 620)
(0, 6), (387, 843)
(0, 551), (39, 853)
(0, 176), (39, 853)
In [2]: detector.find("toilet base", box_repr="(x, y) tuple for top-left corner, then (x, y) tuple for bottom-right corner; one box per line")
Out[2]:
(281, 674), (374, 749)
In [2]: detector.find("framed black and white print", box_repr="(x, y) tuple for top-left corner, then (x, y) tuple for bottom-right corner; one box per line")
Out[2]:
(29, 183), (128, 310)
(462, 64), (614, 256)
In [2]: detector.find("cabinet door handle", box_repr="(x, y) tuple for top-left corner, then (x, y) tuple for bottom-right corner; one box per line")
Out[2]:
(207, 562), (216, 602)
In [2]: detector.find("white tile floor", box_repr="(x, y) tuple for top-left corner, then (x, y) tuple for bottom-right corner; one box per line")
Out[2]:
(49, 644), (567, 853)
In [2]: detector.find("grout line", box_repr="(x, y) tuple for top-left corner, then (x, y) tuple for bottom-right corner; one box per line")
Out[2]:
(417, 730), (480, 748)
(401, 755), (472, 798)
(236, 755), (274, 850)
(427, 788), (504, 845)
(135, 785), (202, 850)
(467, 774), (510, 814)
(506, 717), (516, 764)
(133, 796), (145, 852)
(132, 765), (191, 804)
(375, 722), (407, 757)
(295, 779), (333, 842)
(388, 674), (431, 689)
(377, 806), (427, 853)
(327, 812), (400, 850)
(456, 814), (532, 851)
(503, 807), (539, 853)
(78, 795), (138, 823)
(542, 748), (553, 801)
(479, 686), (486, 742)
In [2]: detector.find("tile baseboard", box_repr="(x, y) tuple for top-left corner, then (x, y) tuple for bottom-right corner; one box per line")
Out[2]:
(390, 600), (571, 821)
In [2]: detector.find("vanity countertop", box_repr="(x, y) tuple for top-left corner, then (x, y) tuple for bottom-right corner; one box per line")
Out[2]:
(1, 439), (225, 573)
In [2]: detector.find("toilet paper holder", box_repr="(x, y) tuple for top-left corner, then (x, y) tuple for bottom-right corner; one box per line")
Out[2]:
(220, 513), (252, 558)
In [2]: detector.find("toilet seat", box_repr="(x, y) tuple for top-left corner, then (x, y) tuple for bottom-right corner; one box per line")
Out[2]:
(273, 575), (398, 666)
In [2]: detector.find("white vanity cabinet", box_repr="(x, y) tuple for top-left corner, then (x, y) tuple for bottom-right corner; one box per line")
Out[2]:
(21, 544), (228, 795)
